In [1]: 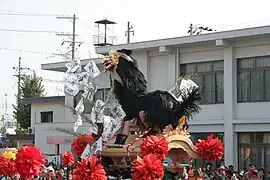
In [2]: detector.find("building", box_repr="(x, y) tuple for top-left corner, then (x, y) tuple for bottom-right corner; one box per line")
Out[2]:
(24, 63), (109, 155)
(22, 96), (70, 154)
(41, 25), (270, 171)
(5, 134), (34, 147)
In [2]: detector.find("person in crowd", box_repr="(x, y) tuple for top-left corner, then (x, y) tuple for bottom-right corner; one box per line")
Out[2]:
(243, 164), (259, 180)
(228, 165), (234, 172)
(44, 159), (49, 167)
(203, 163), (213, 179)
(258, 168), (265, 180)
(238, 170), (245, 180)
(215, 165), (227, 180)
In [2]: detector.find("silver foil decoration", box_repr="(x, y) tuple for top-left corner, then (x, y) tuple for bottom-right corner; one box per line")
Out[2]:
(84, 60), (100, 78)
(64, 55), (127, 156)
(64, 83), (80, 96)
(80, 137), (102, 159)
(82, 83), (97, 102)
(110, 103), (126, 122)
(64, 57), (100, 132)
(88, 99), (125, 142)
(168, 78), (199, 102)
(92, 100), (105, 123)
(75, 99), (84, 115)
(74, 115), (82, 132)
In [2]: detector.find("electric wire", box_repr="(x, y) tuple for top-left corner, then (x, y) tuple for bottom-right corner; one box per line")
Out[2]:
(0, 47), (65, 55)
(0, 28), (56, 33)
(0, 12), (59, 17)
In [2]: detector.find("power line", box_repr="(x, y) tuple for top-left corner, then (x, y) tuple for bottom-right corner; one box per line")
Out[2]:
(0, 12), (58, 17)
(0, 28), (56, 33)
(0, 47), (67, 56)
(56, 14), (81, 61)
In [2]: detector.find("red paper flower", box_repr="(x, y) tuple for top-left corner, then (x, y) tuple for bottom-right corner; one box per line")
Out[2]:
(140, 135), (168, 160)
(72, 156), (106, 180)
(195, 134), (224, 161)
(62, 152), (74, 166)
(0, 156), (16, 177)
(15, 146), (46, 179)
(72, 134), (94, 156)
(132, 153), (164, 180)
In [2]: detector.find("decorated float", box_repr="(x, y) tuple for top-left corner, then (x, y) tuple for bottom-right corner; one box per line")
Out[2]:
(0, 49), (224, 180)
(67, 49), (224, 179)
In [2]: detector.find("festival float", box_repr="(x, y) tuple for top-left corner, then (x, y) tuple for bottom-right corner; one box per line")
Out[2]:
(0, 49), (224, 180)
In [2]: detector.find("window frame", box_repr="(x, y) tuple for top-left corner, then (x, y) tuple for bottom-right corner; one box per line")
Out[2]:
(237, 56), (270, 103)
(40, 111), (53, 123)
(238, 132), (270, 172)
(180, 60), (224, 104)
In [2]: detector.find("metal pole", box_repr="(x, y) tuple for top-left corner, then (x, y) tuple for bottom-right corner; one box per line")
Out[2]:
(72, 14), (76, 60)
(17, 57), (21, 128)
(127, 21), (130, 43)
(17, 57), (21, 105)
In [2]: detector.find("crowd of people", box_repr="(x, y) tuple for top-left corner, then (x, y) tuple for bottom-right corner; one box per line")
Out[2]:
(1, 159), (267, 180)
(198, 163), (266, 180)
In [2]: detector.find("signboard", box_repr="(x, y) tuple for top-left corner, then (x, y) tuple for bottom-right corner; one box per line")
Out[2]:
(47, 136), (75, 144)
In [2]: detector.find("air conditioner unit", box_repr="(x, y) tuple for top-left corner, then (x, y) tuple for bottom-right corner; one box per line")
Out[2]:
(28, 127), (35, 134)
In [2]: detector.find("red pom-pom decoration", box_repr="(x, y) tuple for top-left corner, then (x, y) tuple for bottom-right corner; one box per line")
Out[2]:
(132, 153), (164, 180)
(140, 135), (168, 160)
(0, 156), (16, 177)
(15, 146), (46, 179)
(72, 156), (107, 180)
(62, 152), (74, 166)
(195, 134), (224, 161)
(72, 134), (94, 156)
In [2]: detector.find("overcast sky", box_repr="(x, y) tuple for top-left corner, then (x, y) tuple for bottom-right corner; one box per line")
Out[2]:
(1, 0), (270, 118)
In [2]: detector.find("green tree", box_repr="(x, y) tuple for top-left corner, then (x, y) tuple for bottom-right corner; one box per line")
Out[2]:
(13, 73), (45, 129)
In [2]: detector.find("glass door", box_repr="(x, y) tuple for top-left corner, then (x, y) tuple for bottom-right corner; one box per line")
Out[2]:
(239, 147), (265, 171)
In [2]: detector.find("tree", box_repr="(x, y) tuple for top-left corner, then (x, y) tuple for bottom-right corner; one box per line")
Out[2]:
(13, 73), (45, 129)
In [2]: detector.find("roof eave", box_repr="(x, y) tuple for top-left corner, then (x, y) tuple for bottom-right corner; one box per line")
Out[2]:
(22, 96), (65, 104)
(95, 25), (270, 54)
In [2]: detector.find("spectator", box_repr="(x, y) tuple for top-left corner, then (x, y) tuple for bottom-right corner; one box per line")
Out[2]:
(239, 170), (245, 180)
(243, 164), (258, 180)
(229, 165), (234, 172)
(216, 166), (227, 180)
(258, 168), (265, 180)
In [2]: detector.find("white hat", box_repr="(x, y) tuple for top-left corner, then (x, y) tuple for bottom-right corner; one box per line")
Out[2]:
(47, 166), (55, 173)
(219, 166), (226, 170)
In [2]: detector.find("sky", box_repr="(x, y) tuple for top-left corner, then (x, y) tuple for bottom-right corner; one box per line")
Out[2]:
(1, 0), (270, 120)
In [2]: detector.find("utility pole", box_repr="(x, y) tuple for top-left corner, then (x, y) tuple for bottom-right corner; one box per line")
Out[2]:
(72, 14), (76, 60)
(12, 57), (31, 128)
(56, 14), (82, 60)
(14, 57), (22, 105)
(125, 21), (134, 43)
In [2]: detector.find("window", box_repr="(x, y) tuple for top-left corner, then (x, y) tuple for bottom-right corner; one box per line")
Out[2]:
(73, 88), (110, 114)
(180, 61), (224, 104)
(238, 133), (270, 172)
(237, 56), (270, 102)
(40, 111), (53, 123)
(94, 88), (110, 102)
